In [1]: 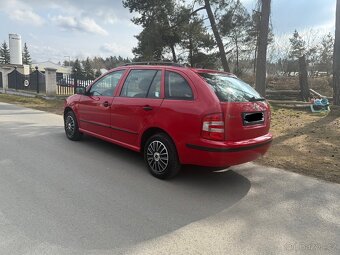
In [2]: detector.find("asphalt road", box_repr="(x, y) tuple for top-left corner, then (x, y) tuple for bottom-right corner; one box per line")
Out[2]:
(0, 102), (339, 255)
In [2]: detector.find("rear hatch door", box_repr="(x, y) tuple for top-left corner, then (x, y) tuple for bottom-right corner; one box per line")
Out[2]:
(221, 101), (270, 141)
(198, 72), (270, 142)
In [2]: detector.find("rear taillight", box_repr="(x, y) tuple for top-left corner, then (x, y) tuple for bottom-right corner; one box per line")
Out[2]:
(202, 113), (225, 141)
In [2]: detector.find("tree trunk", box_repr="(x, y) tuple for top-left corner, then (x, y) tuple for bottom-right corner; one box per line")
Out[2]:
(170, 45), (177, 63)
(255, 0), (271, 97)
(334, 0), (340, 105)
(253, 46), (257, 74)
(235, 38), (239, 71)
(253, 32), (259, 74)
(204, 0), (230, 72)
(299, 55), (310, 101)
(189, 37), (194, 67)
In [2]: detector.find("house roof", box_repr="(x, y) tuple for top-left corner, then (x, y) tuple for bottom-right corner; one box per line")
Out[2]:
(33, 61), (72, 74)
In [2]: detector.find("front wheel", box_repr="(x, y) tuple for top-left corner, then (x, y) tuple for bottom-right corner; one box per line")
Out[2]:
(144, 133), (181, 179)
(64, 111), (82, 141)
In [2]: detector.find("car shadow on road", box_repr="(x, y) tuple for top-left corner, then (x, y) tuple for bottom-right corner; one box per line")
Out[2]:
(82, 134), (250, 191)
(69, 135), (252, 248)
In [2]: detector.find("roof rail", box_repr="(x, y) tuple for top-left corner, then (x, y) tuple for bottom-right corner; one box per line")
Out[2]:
(123, 61), (184, 67)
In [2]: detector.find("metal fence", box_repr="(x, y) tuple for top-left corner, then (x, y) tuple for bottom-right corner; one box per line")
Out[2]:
(8, 68), (45, 93)
(56, 75), (93, 96)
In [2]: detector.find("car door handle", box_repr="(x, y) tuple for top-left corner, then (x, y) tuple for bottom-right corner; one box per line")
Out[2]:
(102, 101), (110, 107)
(143, 105), (153, 111)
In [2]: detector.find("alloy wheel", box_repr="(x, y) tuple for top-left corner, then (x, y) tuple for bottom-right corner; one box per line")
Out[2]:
(146, 140), (169, 173)
(65, 115), (75, 137)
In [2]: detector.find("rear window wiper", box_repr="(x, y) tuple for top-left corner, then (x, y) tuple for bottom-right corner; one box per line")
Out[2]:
(249, 97), (266, 102)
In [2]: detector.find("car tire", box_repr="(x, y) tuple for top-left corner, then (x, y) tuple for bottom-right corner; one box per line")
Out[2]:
(64, 111), (82, 141)
(144, 133), (181, 179)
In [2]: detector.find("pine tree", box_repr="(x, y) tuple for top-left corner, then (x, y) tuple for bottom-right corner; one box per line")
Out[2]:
(289, 30), (306, 59)
(72, 59), (85, 80)
(95, 69), (102, 78)
(123, 0), (181, 62)
(180, 13), (215, 68)
(319, 33), (334, 74)
(219, 1), (252, 74)
(289, 30), (311, 100)
(0, 41), (10, 64)
(83, 57), (95, 80)
(22, 43), (32, 65)
(288, 30), (318, 74)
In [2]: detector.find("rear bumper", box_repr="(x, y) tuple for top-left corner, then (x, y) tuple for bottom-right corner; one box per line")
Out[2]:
(182, 133), (273, 167)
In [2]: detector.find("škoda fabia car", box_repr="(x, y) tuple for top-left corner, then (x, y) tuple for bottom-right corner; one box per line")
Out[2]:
(64, 62), (272, 179)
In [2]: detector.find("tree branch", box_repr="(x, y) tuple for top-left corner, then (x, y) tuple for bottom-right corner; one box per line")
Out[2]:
(168, 6), (206, 30)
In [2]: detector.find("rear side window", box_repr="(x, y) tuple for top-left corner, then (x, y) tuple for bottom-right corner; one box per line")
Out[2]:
(199, 73), (263, 102)
(120, 69), (161, 98)
(165, 71), (193, 100)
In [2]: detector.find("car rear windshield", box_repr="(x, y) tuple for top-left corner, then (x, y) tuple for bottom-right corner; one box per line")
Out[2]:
(199, 73), (264, 102)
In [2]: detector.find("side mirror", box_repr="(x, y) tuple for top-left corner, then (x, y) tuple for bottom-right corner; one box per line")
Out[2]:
(75, 87), (86, 95)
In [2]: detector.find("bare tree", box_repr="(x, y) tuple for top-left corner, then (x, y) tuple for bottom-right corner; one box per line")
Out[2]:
(334, 0), (340, 105)
(255, 0), (271, 97)
(204, 0), (230, 72)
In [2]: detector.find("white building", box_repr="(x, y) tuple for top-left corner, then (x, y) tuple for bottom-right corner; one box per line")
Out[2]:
(9, 34), (22, 65)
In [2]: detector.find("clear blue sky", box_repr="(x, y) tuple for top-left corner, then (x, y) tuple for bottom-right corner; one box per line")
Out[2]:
(0, 0), (336, 63)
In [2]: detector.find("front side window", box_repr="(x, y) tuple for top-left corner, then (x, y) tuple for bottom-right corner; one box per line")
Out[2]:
(89, 70), (125, 96)
(199, 73), (263, 102)
(165, 71), (193, 100)
(120, 70), (161, 98)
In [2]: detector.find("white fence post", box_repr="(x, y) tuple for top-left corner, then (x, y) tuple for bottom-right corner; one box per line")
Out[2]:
(0, 66), (14, 93)
(44, 68), (57, 96)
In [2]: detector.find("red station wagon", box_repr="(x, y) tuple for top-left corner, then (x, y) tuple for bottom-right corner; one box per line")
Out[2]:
(64, 62), (272, 179)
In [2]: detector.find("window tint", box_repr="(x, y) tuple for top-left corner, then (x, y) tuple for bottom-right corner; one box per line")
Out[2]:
(199, 73), (263, 102)
(165, 71), (193, 100)
(89, 70), (124, 96)
(120, 70), (161, 98)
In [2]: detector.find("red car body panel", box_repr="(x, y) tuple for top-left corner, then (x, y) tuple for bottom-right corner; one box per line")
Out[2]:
(77, 95), (113, 138)
(111, 97), (163, 147)
(65, 65), (272, 168)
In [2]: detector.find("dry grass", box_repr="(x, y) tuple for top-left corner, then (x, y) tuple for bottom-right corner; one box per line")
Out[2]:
(0, 94), (65, 115)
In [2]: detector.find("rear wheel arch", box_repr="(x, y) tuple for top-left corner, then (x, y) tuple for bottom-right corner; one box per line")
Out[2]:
(141, 128), (177, 153)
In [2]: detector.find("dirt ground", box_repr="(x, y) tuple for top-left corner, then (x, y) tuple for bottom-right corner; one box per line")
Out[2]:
(256, 105), (340, 183)
(0, 93), (339, 183)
